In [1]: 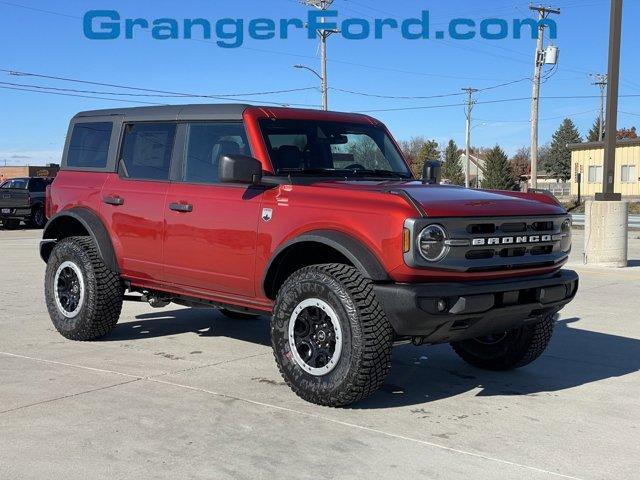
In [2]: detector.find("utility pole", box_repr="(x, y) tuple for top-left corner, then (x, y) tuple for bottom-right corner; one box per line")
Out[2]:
(529, 4), (560, 190)
(302, 0), (338, 110)
(462, 87), (478, 189)
(590, 73), (608, 141)
(598, 0), (623, 201)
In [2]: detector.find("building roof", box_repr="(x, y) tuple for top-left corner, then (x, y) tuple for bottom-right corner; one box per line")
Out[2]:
(568, 138), (640, 151)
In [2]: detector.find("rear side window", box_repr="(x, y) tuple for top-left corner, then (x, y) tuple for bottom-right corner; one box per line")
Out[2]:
(67, 122), (113, 169)
(183, 123), (250, 184)
(29, 178), (47, 192)
(120, 123), (176, 181)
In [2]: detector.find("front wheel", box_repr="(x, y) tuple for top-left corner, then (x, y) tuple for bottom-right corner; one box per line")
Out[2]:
(450, 314), (556, 371)
(3, 219), (21, 230)
(271, 264), (394, 407)
(45, 236), (124, 341)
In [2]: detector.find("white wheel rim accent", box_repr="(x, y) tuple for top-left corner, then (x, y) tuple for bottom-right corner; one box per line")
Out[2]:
(53, 261), (85, 318)
(288, 298), (343, 376)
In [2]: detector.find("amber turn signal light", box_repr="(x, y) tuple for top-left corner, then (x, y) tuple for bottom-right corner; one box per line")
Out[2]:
(403, 228), (411, 253)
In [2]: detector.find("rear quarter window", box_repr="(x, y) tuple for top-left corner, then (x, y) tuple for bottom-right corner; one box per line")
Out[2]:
(67, 122), (113, 169)
(119, 123), (176, 181)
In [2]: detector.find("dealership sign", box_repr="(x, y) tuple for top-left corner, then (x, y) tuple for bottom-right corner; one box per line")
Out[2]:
(83, 10), (557, 48)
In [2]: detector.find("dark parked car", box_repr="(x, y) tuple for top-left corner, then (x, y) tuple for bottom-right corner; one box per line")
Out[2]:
(0, 177), (52, 229)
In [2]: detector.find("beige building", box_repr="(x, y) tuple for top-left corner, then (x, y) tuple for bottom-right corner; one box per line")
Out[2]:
(0, 164), (59, 183)
(569, 140), (640, 198)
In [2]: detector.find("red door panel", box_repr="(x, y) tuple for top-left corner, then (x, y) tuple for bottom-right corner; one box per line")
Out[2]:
(101, 174), (168, 283)
(163, 183), (263, 297)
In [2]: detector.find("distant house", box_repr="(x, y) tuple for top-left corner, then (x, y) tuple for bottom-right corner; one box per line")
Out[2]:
(459, 153), (486, 188)
(518, 170), (570, 197)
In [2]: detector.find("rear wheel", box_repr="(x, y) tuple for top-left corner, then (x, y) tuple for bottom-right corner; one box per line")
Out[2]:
(271, 264), (394, 407)
(45, 236), (124, 341)
(450, 314), (556, 371)
(30, 207), (47, 229)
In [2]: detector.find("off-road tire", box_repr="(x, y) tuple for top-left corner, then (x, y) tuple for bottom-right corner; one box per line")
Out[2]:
(3, 219), (21, 230)
(219, 309), (261, 320)
(30, 207), (47, 229)
(450, 314), (556, 371)
(271, 264), (394, 407)
(45, 236), (124, 341)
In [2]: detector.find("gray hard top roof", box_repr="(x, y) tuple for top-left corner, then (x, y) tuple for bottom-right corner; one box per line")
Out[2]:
(72, 103), (376, 124)
(74, 104), (252, 122)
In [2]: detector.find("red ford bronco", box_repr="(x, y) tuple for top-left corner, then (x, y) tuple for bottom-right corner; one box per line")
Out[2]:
(41, 105), (577, 406)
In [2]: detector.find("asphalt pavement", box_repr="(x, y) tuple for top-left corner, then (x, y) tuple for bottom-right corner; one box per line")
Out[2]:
(1, 227), (639, 480)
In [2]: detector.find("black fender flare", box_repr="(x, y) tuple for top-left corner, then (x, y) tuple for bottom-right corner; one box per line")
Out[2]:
(263, 230), (389, 297)
(40, 208), (119, 273)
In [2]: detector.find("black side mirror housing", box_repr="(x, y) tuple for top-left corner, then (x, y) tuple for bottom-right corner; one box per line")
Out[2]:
(219, 155), (263, 184)
(422, 161), (442, 185)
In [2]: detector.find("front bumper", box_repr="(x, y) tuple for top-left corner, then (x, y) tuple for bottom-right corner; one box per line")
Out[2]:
(374, 269), (578, 343)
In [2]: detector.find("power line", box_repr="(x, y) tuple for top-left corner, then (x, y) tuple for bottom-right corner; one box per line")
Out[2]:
(0, 79), (318, 99)
(0, 69), (321, 107)
(0, 85), (162, 105)
(357, 93), (640, 113)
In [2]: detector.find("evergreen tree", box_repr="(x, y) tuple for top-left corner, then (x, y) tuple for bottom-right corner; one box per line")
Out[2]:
(543, 118), (582, 181)
(441, 140), (464, 185)
(587, 117), (604, 142)
(414, 140), (440, 177)
(482, 145), (515, 190)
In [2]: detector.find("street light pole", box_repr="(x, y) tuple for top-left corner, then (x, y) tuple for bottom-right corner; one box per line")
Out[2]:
(529, 5), (560, 190)
(462, 87), (478, 189)
(597, 0), (623, 201)
(302, 0), (336, 111)
(590, 74), (608, 142)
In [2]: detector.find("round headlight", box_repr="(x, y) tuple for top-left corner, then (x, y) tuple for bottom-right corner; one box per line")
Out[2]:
(561, 218), (572, 253)
(417, 224), (449, 262)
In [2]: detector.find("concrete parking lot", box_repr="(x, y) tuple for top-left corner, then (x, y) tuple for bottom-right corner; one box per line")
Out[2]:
(1, 227), (639, 480)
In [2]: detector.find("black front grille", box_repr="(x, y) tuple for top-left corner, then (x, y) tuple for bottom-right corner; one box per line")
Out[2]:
(405, 215), (570, 272)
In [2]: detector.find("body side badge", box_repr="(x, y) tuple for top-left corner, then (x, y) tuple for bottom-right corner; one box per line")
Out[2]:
(262, 208), (273, 222)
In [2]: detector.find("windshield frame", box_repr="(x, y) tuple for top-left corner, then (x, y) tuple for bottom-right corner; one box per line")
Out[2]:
(259, 119), (413, 180)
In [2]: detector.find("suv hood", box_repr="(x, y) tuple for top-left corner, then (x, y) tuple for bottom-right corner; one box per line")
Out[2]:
(314, 181), (566, 217)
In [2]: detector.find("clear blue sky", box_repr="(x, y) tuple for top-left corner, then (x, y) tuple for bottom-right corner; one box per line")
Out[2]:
(1, 0), (640, 166)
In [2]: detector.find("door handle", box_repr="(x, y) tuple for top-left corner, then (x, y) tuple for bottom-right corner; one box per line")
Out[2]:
(169, 202), (193, 213)
(103, 195), (124, 206)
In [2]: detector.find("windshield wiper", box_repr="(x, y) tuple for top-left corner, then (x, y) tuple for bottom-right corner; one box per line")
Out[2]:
(276, 168), (344, 176)
(275, 168), (412, 180)
(350, 169), (411, 179)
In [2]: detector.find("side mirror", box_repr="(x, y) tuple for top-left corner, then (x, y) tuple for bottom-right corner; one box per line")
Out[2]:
(219, 155), (263, 184)
(422, 161), (442, 185)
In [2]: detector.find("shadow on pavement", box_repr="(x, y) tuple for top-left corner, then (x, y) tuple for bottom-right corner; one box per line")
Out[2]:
(104, 311), (640, 408)
(105, 308), (271, 347)
(356, 317), (640, 409)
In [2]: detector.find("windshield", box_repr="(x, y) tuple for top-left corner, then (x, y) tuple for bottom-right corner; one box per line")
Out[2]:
(260, 120), (412, 179)
(1, 178), (28, 189)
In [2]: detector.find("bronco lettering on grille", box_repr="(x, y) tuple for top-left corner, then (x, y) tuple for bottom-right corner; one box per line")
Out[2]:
(472, 235), (555, 246)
